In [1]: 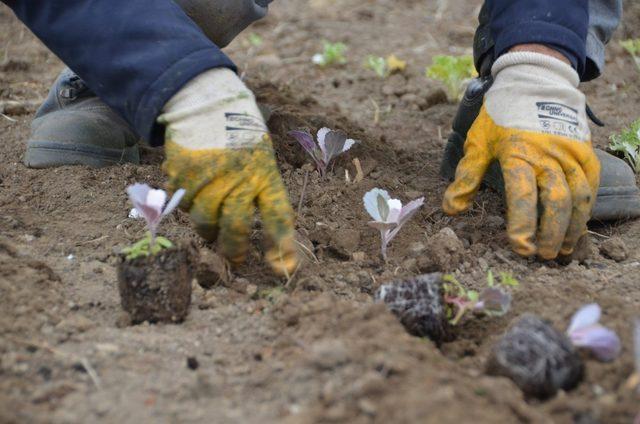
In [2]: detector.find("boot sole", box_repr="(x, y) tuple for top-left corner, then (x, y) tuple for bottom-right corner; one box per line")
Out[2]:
(25, 140), (140, 169)
(441, 132), (640, 222)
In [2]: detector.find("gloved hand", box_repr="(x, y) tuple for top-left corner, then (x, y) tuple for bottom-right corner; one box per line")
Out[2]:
(158, 68), (298, 275)
(443, 52), (600, 259)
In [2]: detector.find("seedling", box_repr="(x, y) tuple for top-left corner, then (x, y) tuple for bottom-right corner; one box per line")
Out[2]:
(289, 127), (356, 176)
(247, 33), (263, 48)
(363, 188), (424, 260)
(123, 183), (185, 260)
(609, 119), (640, 173)
(364, 54), (407, 78)
(312, 41), (348, 67)
(442, 271), (516, 325)
(621, 39), (640, 73)
(425, 54), (476, 101)
(365, 55), (387, 78)
(566, 303), (621, 362)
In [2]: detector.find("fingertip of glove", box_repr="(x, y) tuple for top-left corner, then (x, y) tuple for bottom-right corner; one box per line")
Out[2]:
(442, 193), (468, 216)
(510, 237), (536, 259)
(267, 250), (299, 277)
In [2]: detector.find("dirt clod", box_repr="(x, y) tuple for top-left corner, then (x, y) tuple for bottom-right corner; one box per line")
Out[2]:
(309, 339), (350, 370)
(417, 227), (465, 272)
(486, 314), (584, 400)
(329, 228), (361, 259)
(187, 356), (199, 370)
(375, 273), (448, 343)
(599, 237), (629, 262)
(195, 247), (230, 289)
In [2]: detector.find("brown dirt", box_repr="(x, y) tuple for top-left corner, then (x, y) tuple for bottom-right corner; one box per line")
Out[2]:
(1, 0), (640, 423)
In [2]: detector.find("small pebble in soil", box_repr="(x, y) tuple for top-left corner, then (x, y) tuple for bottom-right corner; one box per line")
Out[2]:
(309, 339), (350, 370)
(187, 356), (199, 371)
(599, 237), (628, 262)
(375, 273), (448, 343)
(486, 314), (584, 400)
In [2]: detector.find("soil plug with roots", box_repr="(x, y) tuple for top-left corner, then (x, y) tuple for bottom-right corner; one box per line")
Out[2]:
(486, 314), (584, 400)
(118, 183), (194, 324)
(375, 273), (449, 344)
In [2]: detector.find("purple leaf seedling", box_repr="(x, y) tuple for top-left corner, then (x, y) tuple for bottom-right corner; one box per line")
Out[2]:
(363, 188), (424, 260)
(289, 128), (356, 177)
(124, 183), (185, 260)
(566, 303), (621, 362)
(443, 270), (516, 325)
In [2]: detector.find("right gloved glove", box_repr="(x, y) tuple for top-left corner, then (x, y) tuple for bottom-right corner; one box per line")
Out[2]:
(158, 68), (298, 276)
(443, 52), (601, 259)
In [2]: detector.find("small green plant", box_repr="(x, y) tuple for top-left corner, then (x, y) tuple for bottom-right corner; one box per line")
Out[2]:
(425, 55), (476, 101)
(122, 232), (174, 260)
(609, 119), (640, 173)
(124, 183), (185, 260)
(365, 55), (388, 78)
(312, 41), (348, 67)
(247, 33), (264, 48)
(621, 39), (640, 72)
(443, 270), (518, 325)
(364, 54), (407, 78)
(258, 286), (284, 303)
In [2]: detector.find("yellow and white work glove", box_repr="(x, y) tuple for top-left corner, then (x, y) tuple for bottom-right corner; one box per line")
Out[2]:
(443, 52), (600, 259)
(158, 68), (298, 275)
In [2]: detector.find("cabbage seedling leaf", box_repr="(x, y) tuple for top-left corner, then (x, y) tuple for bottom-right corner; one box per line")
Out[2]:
(290, 127), (356, 176)
(364, 188), (391, 222)
(567, 303), (601, 334)
(567, 303), (621, 362)
(125, 183), (184, 256)
(363, 188), (424, 260)
(475, 287), (511, 316)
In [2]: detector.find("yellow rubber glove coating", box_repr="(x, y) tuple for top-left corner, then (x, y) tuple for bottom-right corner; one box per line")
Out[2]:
(443, 106), (600, 259)
(163, 134), (298, 276)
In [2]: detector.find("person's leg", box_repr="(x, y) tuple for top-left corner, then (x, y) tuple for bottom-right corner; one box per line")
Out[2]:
(441, 0), (640, 221)
(22, 0), (271, 168)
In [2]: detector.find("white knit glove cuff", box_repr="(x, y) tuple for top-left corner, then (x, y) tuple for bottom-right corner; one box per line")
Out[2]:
(486, 52), (590, 142)
(158, 68), (267, 150)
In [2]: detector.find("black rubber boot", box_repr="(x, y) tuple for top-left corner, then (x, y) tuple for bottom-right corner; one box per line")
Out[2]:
(25, 68), (140, 168)
(440, 77), (640, 222)
(176, 0), (272, 48)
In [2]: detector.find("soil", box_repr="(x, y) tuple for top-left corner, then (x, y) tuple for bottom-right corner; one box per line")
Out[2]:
(117, 246), (194, 324)
(1, 1), (640, 423)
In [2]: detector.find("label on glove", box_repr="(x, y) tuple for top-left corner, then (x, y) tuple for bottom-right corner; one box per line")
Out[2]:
(226, 112), (268, 148)
(159, 68), (269, 151)
(536, 102), (581, 139)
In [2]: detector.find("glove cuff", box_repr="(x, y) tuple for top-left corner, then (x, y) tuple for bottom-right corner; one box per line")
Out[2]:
(161, 68), (257, 120)
(158, 68), (267, 150)
(492, 52), (580, 88)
